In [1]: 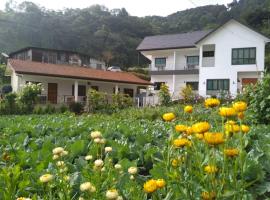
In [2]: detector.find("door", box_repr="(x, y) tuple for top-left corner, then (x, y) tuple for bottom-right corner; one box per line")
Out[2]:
(124, 88), (134, 97)
(48, 83), (58, 104)
(242, 78), (257, 89)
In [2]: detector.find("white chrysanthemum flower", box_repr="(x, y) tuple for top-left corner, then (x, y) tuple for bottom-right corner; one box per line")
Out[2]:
(39, 174), (53, 183)
(90, 131), (102, 139)
(106, 189), (119, 200)
(94, 138), (101, 143)
(94, 159), (104, 167)
(105, 147), (113, 153)
(52, 147), (64, 155)
(128, 167), (138, 175)
(114, 164), (122, 170)
(52, 154), (59, 160)
(85, 155), (93, 161)
(80, 182), (92, 192)
(56, 161), (65, 167)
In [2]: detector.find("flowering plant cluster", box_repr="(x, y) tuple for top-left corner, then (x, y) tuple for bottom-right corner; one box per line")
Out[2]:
(1, 98), (267, 200)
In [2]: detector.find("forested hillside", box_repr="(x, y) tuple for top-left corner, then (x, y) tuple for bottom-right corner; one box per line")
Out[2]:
(0, 0), (269, 69)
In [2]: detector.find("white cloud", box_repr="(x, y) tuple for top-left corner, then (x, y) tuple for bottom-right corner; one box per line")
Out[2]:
(0, 0), (233, 16)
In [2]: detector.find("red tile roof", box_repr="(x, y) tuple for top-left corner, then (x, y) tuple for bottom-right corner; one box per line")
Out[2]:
(9, 59), (151, 85)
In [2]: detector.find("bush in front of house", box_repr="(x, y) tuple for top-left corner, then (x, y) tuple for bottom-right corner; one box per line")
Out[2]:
(0, 92), (18, 114)
(87, 89), (108, 113)
(68, 102), (84, 114)
(242, 74), (270, 124)
(158, 83), (171, 106)
(112, 93), (133, 110)
(17, 82), (42, 113)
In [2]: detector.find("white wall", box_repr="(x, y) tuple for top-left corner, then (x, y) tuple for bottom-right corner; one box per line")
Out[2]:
(143, 48), (199, 71)
(198, 20), (268, 97)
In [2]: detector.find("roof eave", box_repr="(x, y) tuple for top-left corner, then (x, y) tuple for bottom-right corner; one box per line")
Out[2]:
(14, 70), (151, 86)
(137, 45), (197, 51)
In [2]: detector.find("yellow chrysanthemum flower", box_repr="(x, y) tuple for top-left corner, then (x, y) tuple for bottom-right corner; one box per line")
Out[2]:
(171, 159), (179, 167)
(204, 165), (218, 174)
(143, 179), (157, 193)
(233, 101), (247, 112)
(225, 123), (240, 133)
(156, 179), (166, 188)
(184, 105), (193, 113)
(224, 148), (239, 157)
(204, 132), (225, 145)
(204, 98), (220, 108)
(237, 112), (245, 120)
(192, 122), (211, 134)
(219, 107), (236, 117)
(162, 113), (176, 122)
(186, 126), (193, 135)
(172, 138), (191, 148)
(195, 133), (204, 140)
(201, 191), (216, 200)
(241, 125), (250, 133)
(175, 124), (188, 132)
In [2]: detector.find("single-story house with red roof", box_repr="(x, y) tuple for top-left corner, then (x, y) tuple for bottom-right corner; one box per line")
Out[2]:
(8, 59), (151, 104)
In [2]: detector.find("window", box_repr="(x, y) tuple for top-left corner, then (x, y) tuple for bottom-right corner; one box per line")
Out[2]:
(207, 79), (229, 91)
(91, 86), (99, 91)
(187, 56), (199, 67)
(72, 85), (86, 96)
(155, 58), (166, 67)
(203, 51), (215, 57)
(186, 82), (199, 90)
(154, 82), (165, 90)
(124, 88), (134, 97)
(96, 63), (102, 69)
(232, 48), (256, 65)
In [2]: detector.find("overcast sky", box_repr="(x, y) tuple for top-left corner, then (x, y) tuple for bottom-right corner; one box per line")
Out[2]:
(0, 0), (233, 16)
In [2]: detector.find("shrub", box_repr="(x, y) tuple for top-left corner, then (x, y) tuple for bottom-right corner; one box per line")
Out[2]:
(59, 104), (68, 113)
(112, 93), (133, 110)
(0, 93), (18, 114)
(158, 83), (171, 106)
(69, 102), (84, 114)
(180, 85), (195, 104)
(17, 82), (42, 113)
(87, 89), (108, 112)
(244, 74), (270, 124)
(33, 105), (44, 114)
(1, 84), (12, 94)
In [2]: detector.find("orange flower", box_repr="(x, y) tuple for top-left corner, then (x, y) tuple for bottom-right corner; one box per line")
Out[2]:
(172, 138), (191, 148)
(233, 101), (247, 112)
(204, 132), (225, 145)
(224, 148), (239, 157)
(186, 126), (193, 135)
(241, 125), (250, 133)
(201, 191), (216, 200)
(175, 124), (188, 132)
(237, 112), (245, 120)
(204, 98), (220, 108)
(162, 113), (176, 122)
(219, 107), (236, 117)
(192, 122), (211, 134)
(204, 165), (218, 174)
(184, 105), (193, 113)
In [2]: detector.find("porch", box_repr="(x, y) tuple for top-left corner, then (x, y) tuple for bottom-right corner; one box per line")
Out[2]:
(20, 74), (143, 105)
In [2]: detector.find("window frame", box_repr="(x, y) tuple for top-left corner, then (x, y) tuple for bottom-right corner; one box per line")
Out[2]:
(154, 82), (165, 90)
(186, 81), (199, 90)
(231, 47), (256, 65)
(155, 57), (166, 68)
(206, 79), (230, 91)
(203, 51), (215, 57)
(186, 56), (199, 66)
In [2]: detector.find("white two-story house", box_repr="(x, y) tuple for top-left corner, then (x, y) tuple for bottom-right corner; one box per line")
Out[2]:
(137, 19), (270, 98)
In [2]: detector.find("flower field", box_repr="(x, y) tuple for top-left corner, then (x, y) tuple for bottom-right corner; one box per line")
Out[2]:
(1, 101), (270, 200)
